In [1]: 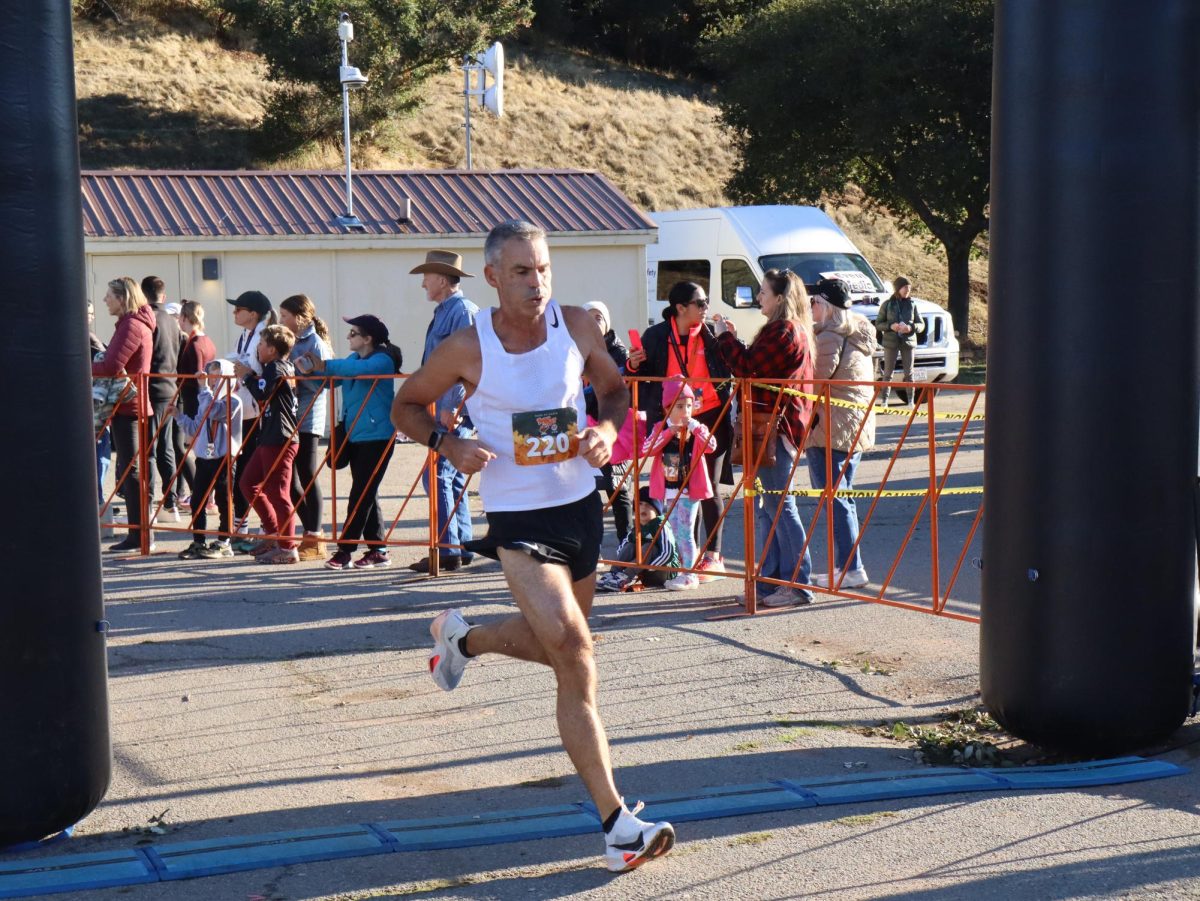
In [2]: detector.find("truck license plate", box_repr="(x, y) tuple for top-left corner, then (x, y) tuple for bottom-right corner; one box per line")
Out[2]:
(911, 367), (930, 382)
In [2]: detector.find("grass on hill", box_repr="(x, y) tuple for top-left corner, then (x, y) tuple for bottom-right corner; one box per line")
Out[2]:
(73, 12), (988, 353)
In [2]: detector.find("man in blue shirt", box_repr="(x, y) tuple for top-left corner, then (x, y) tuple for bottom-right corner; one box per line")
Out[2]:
(408, 251), (481, 573)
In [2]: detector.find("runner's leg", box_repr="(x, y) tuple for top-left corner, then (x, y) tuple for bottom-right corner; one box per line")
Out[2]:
(493, 548), (620, 817)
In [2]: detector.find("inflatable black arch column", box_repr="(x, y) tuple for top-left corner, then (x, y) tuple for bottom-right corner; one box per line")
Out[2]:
(0, 2), (112, 843)
(983, 0), (1200, 753)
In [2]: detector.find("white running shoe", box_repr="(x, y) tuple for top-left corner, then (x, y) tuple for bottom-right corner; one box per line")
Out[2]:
(664, 573), (700, 591)
(428, 608), (476, 691)
(810, 567), (870, 589)
(604, 800), (675, 872)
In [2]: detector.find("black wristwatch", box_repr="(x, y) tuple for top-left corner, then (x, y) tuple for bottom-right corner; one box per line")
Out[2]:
(427, 430), (445, 452)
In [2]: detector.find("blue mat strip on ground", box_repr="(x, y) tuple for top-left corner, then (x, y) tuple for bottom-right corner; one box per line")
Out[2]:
(0, 756), (1184, 899)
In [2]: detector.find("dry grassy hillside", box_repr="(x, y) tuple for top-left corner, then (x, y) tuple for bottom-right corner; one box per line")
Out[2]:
(73, 15), (987, 351)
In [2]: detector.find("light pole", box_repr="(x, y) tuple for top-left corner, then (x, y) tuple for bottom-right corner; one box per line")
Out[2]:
(336, 12), (368, 228)
(460, 42), (504, 170)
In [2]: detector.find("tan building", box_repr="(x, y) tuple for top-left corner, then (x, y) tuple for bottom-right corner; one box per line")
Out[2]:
(83, 169), (656, 368)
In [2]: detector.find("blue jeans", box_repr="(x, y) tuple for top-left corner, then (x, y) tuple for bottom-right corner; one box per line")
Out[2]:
(755, 440), (811, 585)
(422, 426), (475, 559)
(96, 428), (112, 505)
(805, 446), (863, 573)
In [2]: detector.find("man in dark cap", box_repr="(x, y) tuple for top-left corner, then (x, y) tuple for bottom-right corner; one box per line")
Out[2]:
(876, 275), (925, 406)
(407, 251), (480, 573)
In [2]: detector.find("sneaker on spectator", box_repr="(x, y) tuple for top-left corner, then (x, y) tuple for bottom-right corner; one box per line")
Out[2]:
(694, 552), (726, 583)
(158, 505), (181, 523)
(197, 541), (233, 559)
(107, 535), (154, 554)
(258, 547), (299, 565)
(231, 537), (257, 554)
(811, 567), (870, 590)
(596, 573), (627, 593)
(760, 586), (814, 608)
(325, 550), (353, 570)
(249, 540), (275, 557)
(177, 540), (206, 560)
(353, 549), (391, 569)
(664, 572), (700, 591)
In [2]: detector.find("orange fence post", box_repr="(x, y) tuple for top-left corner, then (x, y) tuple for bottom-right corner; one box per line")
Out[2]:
(926, 384), (941, 610)
(741, 378), (757, 614)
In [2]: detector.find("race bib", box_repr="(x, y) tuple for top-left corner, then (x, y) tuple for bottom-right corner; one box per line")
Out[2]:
(663, 452), (681, 483)
(512, 407), (580, 466)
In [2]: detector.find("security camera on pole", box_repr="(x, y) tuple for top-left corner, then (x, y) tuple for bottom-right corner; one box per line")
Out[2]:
(336, 11), (368, 229)
(461, 42), (504, 170)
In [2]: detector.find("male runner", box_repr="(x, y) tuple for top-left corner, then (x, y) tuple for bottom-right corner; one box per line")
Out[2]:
(391, 220), (675, 872)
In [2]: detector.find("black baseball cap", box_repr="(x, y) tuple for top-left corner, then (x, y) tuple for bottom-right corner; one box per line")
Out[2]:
(343, 314), (389, 345)
(226, 290), (272, 317)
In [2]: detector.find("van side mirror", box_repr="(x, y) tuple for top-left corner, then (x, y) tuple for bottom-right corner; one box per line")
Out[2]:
(734, 285), (755, 308)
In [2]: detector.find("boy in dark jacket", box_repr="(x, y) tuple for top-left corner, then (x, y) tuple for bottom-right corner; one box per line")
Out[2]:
(235, 325), (300, 564)
(596, 487), (679, 592)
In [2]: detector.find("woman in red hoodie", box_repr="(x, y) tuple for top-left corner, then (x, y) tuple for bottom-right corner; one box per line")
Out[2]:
(93, 277), (156, 553)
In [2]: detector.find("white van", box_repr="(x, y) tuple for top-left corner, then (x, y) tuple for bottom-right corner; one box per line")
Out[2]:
(646, 205), (960, 384)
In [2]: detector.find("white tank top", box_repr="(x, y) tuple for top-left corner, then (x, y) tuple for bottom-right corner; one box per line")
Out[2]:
(471, 301), (595, 512)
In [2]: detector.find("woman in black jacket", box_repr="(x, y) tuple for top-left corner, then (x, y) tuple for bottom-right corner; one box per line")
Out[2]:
(626, 281), (733, 580)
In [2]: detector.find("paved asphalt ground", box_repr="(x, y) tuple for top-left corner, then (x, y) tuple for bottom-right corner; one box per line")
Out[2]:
(19, 391), (1200, 899)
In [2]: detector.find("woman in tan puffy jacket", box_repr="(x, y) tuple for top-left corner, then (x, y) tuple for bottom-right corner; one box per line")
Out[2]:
(804, 278), (877, 589)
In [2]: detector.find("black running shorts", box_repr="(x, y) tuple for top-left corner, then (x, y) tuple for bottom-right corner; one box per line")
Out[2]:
(465, 491), (603, 582)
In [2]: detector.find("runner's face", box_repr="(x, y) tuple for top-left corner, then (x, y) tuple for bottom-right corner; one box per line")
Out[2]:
(486, 236), (552, 316)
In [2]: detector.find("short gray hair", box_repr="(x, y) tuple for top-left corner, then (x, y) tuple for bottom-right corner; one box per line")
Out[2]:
(484, 219), (547, 266)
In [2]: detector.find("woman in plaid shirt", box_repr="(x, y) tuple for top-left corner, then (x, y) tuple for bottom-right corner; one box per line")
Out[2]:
(713, 269), (816, 607)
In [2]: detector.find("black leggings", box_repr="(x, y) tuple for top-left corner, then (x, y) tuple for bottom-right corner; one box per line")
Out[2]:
(190, 456), (231, 543)
(110, 413), (146, 533)
(338, 439), (393, 553)
(290, 432), (324, 534)
(233, 418), (260, 522)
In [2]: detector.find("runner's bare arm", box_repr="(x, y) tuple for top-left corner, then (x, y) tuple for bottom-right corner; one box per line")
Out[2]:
(391, 329), (495, 475)
(564, 306), (629, 467)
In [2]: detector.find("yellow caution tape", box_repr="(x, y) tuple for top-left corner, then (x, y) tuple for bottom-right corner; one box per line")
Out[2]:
(745, 479), (983, 499)
(753, 382), (986, 422)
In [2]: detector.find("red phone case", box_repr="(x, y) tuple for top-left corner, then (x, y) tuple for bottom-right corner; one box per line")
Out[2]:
(627, 329), (643, 350)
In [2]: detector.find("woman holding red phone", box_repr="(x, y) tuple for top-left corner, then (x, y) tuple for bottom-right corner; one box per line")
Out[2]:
(625, 281), (733, 581)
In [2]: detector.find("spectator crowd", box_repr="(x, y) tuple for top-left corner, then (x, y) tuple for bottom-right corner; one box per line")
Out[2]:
(92, 259), (907, 602)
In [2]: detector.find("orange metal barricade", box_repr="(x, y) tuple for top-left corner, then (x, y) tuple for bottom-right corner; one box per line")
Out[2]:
(98, 371), (983, 622)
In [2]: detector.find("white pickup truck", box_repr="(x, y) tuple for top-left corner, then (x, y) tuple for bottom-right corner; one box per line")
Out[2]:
(646, 205), (960, 384)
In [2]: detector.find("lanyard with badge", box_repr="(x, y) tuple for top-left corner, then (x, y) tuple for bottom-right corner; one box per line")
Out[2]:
(668, 321), (707, 414)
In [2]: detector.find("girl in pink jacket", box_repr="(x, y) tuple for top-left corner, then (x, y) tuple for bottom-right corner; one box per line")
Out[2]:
(641, 377), (716, 590)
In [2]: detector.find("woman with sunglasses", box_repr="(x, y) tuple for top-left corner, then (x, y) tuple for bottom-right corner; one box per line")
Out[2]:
(305, 315), (403, 571)
(626, 281), (733, 581)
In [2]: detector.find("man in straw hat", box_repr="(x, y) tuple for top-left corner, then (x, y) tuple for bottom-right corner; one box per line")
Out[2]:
(407, 251), (480, 573)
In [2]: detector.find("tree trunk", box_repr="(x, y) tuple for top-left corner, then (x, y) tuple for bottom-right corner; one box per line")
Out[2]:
(944, 240), (972, 339)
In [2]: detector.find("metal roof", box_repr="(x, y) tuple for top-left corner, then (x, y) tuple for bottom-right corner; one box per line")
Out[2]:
(80, 169), (655, 239)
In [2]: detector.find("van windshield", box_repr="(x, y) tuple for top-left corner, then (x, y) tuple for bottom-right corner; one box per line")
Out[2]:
(758, 253), (885, 294)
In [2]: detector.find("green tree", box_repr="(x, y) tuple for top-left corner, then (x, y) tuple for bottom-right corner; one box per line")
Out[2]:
(709, 0), (992, 336)
(217, 0), (533, 152)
